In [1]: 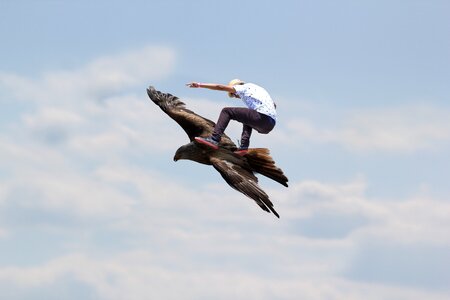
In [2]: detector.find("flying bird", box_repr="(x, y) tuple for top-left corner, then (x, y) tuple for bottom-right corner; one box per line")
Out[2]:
(146, 86), (288, 218)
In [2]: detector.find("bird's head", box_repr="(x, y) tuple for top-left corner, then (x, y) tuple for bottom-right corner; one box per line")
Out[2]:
(173, 143), (196, 162)
(173, 142), (210, 165)
(173, 146), (186, 161)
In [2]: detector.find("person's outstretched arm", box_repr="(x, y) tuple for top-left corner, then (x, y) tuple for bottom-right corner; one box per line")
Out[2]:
(186, 82), (235, 93)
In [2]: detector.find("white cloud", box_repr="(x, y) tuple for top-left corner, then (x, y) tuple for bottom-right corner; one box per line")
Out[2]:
(281, 104), (450, 152)
(0, 45), (182, 220)
(0, 228), (8, 239)
(354, 196), (450, 245)
(1, 151), (450, 299)
(0, 45), (176, 103)
(0, 250), (448, 300)
(278, 177), (450, 245)
(23, 107), (84, 128)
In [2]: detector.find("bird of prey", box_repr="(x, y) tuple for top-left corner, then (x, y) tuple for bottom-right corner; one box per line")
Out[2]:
(146, 86), (288, 218)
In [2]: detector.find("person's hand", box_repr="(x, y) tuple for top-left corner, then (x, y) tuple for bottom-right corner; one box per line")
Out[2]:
(186, 82), (201, 88)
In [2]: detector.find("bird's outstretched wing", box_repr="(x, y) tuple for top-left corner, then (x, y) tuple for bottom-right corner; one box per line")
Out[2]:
(146, 86), (236, 150)
(211, 156), (280, 218)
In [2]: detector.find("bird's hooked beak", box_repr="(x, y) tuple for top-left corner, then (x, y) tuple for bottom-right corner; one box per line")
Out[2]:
(173, 148), (183, 161)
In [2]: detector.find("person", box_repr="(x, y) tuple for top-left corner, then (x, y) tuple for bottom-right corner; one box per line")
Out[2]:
(186, 79), (277, 154)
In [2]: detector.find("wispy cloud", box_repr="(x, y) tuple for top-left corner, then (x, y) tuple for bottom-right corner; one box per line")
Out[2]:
(280, 177), (450, 245)
(0, 45), (175, 103)
(279, 103), (450, 152)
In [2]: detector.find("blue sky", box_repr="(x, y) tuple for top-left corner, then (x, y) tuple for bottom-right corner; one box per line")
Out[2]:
(1, 0), (450, 299)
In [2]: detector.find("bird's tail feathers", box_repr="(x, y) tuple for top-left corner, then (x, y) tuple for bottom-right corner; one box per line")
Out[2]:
(245, 148), (289, 187)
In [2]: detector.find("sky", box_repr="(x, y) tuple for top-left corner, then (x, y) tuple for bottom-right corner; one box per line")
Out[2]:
(0, 0), (449, 299)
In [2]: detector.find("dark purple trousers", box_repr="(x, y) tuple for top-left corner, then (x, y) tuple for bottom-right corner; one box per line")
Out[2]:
(211, 107), (276, 149)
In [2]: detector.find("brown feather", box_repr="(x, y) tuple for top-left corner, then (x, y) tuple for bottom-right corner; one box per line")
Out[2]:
(146, 86), (236, 150)
(211, 157), (280, 218)
(244, 148), (289, 187)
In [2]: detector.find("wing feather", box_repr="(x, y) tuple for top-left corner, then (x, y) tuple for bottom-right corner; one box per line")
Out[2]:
(147, 86), (236, 149)
(211, 157), (280, 218)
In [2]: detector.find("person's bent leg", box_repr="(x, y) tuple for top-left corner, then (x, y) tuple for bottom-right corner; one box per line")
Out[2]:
(212, 107), (274, 143)
(211, 107), (234, 142)
(240, 124), (253, 149)
(212, 107), (257, 142)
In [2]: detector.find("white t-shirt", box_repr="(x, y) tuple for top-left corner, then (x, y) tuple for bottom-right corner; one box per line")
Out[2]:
(234, 83), (277, 122)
